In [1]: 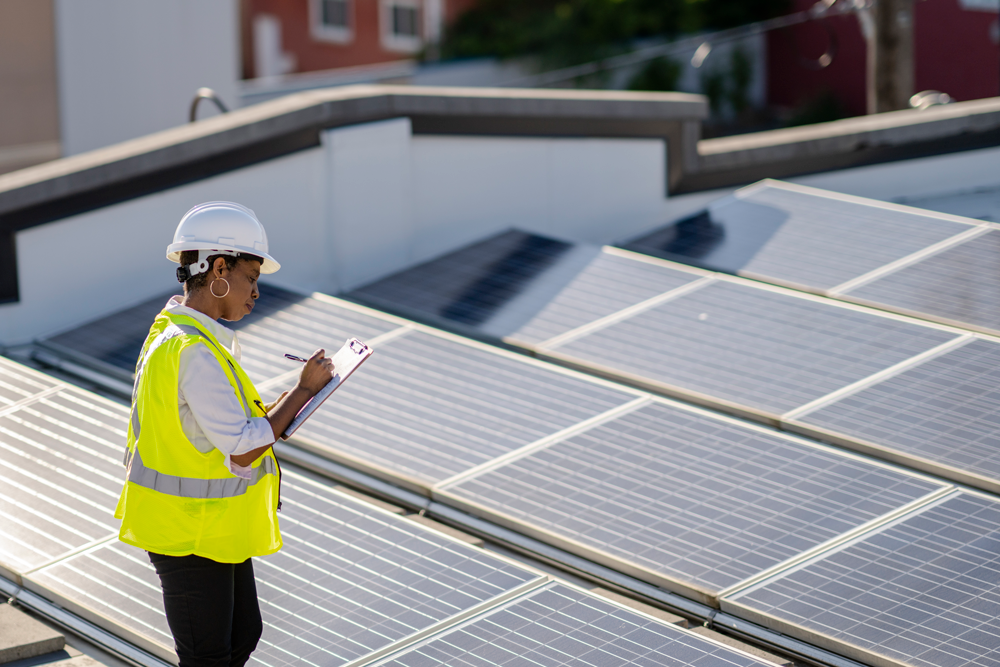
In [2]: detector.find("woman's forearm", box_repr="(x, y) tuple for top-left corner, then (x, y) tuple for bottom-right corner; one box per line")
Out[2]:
(231, 386), (313, 467)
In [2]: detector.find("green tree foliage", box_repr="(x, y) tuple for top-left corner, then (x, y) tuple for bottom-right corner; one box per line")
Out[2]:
(441, 0), (789, 67)
(627, 57), (682, 92)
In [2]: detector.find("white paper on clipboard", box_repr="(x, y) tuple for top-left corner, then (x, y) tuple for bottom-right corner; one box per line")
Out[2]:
(281, 337), (373, 439)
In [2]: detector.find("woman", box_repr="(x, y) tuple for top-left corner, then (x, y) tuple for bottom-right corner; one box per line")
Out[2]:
(114, 202), (334, 667)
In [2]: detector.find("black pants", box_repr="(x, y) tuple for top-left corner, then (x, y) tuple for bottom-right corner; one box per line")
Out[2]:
(147, 552), (262, 667)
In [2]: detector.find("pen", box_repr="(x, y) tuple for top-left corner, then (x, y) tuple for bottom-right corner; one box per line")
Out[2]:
(284, 354), (309, 363)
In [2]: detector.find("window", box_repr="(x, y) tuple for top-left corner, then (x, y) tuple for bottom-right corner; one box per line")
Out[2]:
(311, 0), (352, 43)
(321, 0), (349, 28)
(381, 0), (422, 52)
(391, 4), (418, 38)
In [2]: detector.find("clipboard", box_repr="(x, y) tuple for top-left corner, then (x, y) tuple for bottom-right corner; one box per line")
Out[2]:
(281, 337), (373, 439)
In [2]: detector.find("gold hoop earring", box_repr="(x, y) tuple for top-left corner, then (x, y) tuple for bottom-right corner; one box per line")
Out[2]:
(210, 278), (230, 298)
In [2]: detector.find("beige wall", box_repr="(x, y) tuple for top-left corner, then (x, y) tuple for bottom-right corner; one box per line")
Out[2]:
(0, 0), (60, 173)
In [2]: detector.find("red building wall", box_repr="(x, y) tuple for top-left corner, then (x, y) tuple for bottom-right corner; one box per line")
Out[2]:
(768, 0), (999, 118)
(915, 0), (999, 102)
(243, 0), (478, 78)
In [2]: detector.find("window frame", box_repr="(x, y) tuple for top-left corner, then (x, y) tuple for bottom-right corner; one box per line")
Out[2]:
(380, 0), (422, 53)
(310, 0), (354, 44)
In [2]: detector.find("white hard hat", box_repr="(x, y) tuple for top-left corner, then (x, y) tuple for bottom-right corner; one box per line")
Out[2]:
(167, 202), (280, 277)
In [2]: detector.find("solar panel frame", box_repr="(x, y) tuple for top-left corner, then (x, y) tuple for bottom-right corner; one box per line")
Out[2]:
(0, 385), (127, 579)
(838, 228), (1000, 338)
(351, 235), (709, 348)
(538, 276), (962, 423)
(722, 490), (1000, 667)
(24, 470), (548, 667)
(0, 356), (62, 410)
(434, 397), (949, 606)
(278, 326), (644, 495)
(371, 582), (776, 667)
(22, 537), (176, 664)
(623, 180), (980, 295)
(784, 335), (1000, 495)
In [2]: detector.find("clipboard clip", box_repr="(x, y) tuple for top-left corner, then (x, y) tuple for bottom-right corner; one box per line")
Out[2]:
(349, 339), (368, 354)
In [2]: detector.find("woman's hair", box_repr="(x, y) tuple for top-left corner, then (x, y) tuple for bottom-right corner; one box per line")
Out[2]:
(179, 251), (263, 292)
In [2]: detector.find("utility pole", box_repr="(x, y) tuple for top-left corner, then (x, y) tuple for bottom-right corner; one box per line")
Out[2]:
(857, 0), (915, 113)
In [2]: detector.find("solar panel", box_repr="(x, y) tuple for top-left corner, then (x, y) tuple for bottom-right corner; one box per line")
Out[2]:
(42, 286), (403, 385)
(440, 401), (945, 602)
(24, 540), (173, 660)
(623, 181), (973, 291)
(547, 280), (958, 416)
(374, 582), (774, 667)
(276, 329), (639, 487)
(351, 231), (704, 345)
(725, 491), (1000, 667)
(0, 357), (59, 408)
(27, 471), (544, 667)
(0, 388), (125, 574)
(843, 230), (1000, 335)
(793, 337), (1000, 492)
(252, 475), (541, 666)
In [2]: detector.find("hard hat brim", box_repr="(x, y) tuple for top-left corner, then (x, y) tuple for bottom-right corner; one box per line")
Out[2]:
(166, 242), (280, 274)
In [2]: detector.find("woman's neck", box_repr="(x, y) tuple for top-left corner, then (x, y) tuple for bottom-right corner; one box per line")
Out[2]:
(182, 289), (222, 321)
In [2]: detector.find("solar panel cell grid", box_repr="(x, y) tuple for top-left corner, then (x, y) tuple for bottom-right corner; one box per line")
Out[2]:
(0, 358), (59, 407)
(728, 492), (1000, 667)
(235, 297), (403, 385)
(502, 250), (702, 346)
(283, 330), (637, 485)
(252, 477), (540, 666)
(27, 471), (542, 667)
(624, 184), (970, 291)
(549, 281), (958, 416)
(798, 338), (1000, 487)
(26, 541), (172, 655)
(442, 402), (944, 596)
(844, 230), (1000, 335)
(721, 186), (971, 290)
(0, 390), (125, 572)
(375, 583), (772, 667)
(352, 231), (702, 345)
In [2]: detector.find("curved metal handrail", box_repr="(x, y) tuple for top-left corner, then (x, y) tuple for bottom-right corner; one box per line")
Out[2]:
(189, 87), (230, 123)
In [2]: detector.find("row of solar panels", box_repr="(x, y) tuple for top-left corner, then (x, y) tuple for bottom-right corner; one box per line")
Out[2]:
(349, 228), (1000, 496)
(0, 356), (784, 667)
(626, 179), (1000, 338)
(30, 286), (1000, 666)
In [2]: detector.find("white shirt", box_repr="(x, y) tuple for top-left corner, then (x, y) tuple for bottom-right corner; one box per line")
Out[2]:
(164, 297), (274, 479)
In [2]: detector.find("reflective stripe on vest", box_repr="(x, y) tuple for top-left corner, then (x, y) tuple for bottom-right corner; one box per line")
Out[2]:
(127, 446), (275, 499)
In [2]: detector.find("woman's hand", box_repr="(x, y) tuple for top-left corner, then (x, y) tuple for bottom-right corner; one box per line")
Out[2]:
(297, 349), (336, 396)
(265, 391), (288, 413)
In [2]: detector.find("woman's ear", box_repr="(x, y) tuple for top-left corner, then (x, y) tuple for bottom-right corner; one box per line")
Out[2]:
(213, 256), (228, 277)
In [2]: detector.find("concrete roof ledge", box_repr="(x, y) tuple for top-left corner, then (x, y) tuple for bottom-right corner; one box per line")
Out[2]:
(697, 97), (1000, 169)
(0, 85), (707, 223)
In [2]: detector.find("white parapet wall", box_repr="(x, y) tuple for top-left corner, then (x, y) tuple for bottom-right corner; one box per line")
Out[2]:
(0, 118), (672, 345)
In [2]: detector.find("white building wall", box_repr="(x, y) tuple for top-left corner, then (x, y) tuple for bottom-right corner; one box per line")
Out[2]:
(54, 0), (240, 156)
(0, 119), (672, 344)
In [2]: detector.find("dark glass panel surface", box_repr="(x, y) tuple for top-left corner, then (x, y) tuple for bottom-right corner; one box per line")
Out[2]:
(445, 402), (942, 593)
(378, 583), (772, 667)
(846, 230), (1000, 334)
(554, 281), (957, 415)
(800, 338), (1000, 486)
(731, 492), (1000, 667)
(352, 230), (700, 345)
(624, 184), (970, 290)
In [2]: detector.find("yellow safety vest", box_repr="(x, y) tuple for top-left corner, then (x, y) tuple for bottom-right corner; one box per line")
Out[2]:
(114, 309), (282, 562)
